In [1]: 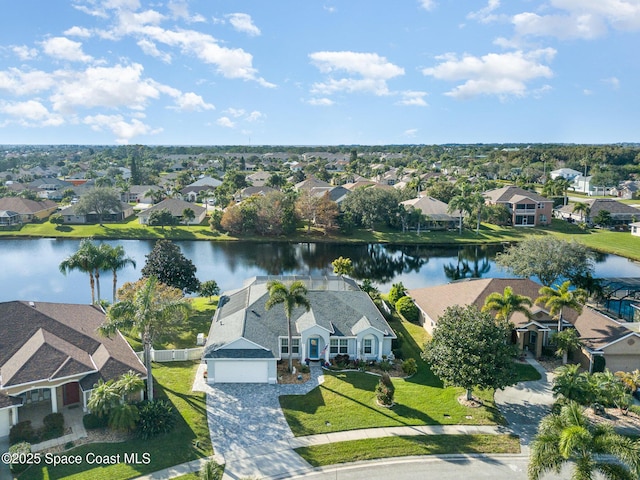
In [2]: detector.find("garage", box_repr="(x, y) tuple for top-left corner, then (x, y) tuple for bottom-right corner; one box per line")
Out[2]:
(212, 360), (269, 384)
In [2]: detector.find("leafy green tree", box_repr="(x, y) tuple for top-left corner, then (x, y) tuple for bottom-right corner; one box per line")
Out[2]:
(75, 187), (122, 226)
(482, 286), (532, 322)
(265, 280), (311, 372)
(199, 280), (220, 302)
(551, 328), (582, 365)
(422, 304), (517, 401)
(49, 213), (64, 229)
(100, 244), (136, 302)
(141, 239), (200, 293)
(148, 208), (178, 230)
(100, 277), (190, 401)
(528, 401), (640, 480)
(375, 373), (395, 406)
(396, 296), (419, 323)
(593, 209), (612, 227)
(359, 279), (380, 299)
(332, 256), (353, 277)
(340, 187), (401, 230)
(496, 237), (595, 287)
(536, 281), (587, 332)
(388, 282), (407, 306)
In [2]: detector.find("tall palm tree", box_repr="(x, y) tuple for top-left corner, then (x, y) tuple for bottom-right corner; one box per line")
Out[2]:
(100, 276), (191, 401)
(265, 280), (311, 372)
(100, 244), (137, 303)
(59, 238), (103, 304)
(537, 281), (587, 332)
(482, 286), (532, 322)
(448, 195), (471, 235)
(469, 192), (485, 234)
(528, 401), (640, 480)
(572, 202), (591, 224)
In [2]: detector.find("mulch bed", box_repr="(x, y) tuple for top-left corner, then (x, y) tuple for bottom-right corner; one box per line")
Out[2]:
(277, 361), (311, 384)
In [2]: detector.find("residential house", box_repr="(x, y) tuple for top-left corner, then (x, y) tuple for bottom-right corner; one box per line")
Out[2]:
(137, 198), (206, 225)
(0, 301), (146, 438)
(0, 197), (58, 223)
(550, 168), (582, 181)
(0, 210), (20, 226)
(613, 180), (640, 200)
(408, 278), (640, 372)
(29, 178), (74, 201)
(234, 185), (278, 202)
(179, 176), (222, 202)
(400, 196), (461, 230)
(247, 171), (272, 187)
(483, 185), (553, 227)
(202, 276), (396, 384)
(120, 185), (163, 203)
(58, 202), (134, 224)
(295, 176), (332, 192)
(630, 222), (640, 237)
(556, 199), (640, 226)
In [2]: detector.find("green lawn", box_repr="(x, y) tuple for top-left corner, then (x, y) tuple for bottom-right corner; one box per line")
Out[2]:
(514, 362), (542, 382)
(20, 362), (211, 480)
(295, 434), (521, 467)
(280, 316), (505, 437)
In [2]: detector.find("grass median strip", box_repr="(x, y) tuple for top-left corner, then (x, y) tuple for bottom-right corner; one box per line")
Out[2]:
(295, 434), (521, 467)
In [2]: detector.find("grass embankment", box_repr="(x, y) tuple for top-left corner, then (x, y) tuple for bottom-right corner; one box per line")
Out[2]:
(295, 434), (521, 467)
(20, 362), (211, 480)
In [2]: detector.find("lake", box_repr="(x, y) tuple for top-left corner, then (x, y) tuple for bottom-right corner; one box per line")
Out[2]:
(3, 238), (640, 304)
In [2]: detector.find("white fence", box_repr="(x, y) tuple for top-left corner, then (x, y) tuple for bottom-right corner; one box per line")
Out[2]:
(135, 347), (204, 363)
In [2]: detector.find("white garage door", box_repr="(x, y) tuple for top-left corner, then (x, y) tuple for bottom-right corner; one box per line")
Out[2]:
(0, 409), (10, 438)
(213, 360), (269, 383)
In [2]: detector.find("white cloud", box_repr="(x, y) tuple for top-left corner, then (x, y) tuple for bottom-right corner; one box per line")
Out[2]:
(467, 0), (503, 24)
(512, 0), (640, 40)
(41, 37), (93, 62)
(171, 92), (215, 111)
(602, 76), (620, 89)
(64, 26), (92, 38)
(403, 128), (418, 137)
(226, 107), (246, 118)
(308, 97), (334, 106)
(137, 39), (172, 63)
(84, 114), (161, 144)
(309, 51), (404, 96)
(0, 100), (64, 126)
(0, 68), (56, 96)
(12, 45), (38, 60)
(246, 111), (264, 122)
(217, 116), (235, 128)
(168, 1), (205, 23)
(226, 13), (261, 36)
(397, 91), (428, 107)
(423, 49), (555, 99)
(49, 63), (160, 113)
(419, 0), (436, 11)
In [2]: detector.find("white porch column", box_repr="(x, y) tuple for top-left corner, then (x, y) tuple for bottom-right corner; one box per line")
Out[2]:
(324, 339), (330, 363)
(378, 338), (384, 361)
(50, 387), (58, 413)
(356, 340), (362, 360)
(11, 406), (19, 426)
(301, 340), (306, 362)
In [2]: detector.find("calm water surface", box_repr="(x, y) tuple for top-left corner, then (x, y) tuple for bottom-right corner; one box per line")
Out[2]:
(2, 239), (640, 304)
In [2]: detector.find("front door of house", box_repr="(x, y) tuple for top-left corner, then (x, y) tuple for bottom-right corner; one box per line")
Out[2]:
(63, 382), (80, 406)
(309, 338), (319, 358)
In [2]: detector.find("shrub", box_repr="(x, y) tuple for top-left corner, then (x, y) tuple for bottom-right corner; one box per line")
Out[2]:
(402, 358), (418, 376)
(379, 360), (392, 372)
(9, 421), (37, 444)
(83, 413), (108, 430)
(375, 373), (395, 406)
(332, 354), (350, 368)
(388, 283), (407, 306)
(137, 399), (177, 439)
(199, 458), (224, 480)
(396, 296), (419, 323)
(8, 442), (31, 474)
(41, 413), (64, 440)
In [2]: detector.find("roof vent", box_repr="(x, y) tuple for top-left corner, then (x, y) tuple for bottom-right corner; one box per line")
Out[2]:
(29, 301), (36, 308)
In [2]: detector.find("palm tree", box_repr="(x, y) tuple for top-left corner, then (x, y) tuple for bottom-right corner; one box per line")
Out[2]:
(265, 280), (311, 372)
(100, 276), (191, 401)
(552, 363), (588, 403)
(59, 238), (103, 304)
(536, 281), (587, 332)
(551, 328), (582, 365)
(448, 195), (471, 235)
(100, 244), (137, 303)
(616, 369), (640, 395)
(572, 202), (591, 224)
(482, 286), (532, 322)
(87, 379), (120, 418)
(528, 401), (640, 480)
(469, 192), (485, 234)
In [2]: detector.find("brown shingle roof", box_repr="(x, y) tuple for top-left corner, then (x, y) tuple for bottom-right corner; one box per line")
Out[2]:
(0, 197), (57, 214)
(571, 307), (636, 351)
(483, 186), (551, 204)
(0, 301), (145, 390)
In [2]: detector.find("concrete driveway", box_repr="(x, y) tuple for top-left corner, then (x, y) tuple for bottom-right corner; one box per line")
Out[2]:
(194, 363), (324, 480)
(0, 437), (10, 480)
(494, 356), (555, 447)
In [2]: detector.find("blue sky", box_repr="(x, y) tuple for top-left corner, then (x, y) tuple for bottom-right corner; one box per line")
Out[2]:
(0, 0), (639, 145)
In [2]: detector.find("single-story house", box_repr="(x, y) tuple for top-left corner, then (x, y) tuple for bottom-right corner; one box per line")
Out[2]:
(120, 185), (163, 203)
(408, 278), (640, 372)
(247, 171), (272, 187)
(0, 198), (58, 223)
(202, 276), (396, 384)
(137, 198), (206, 225)
(483, 186), (553, 227)
(58, 202), (134, 224)
(556, 199), (640, 226)
(401, 196), (461, 230)
(0, 301), (146, 438)
(234, 186), (278, 202)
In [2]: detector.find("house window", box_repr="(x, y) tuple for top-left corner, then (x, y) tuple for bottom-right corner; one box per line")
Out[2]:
(540, 214), (547, 223)
(330, 338), (348, 354)
(281, 338), (300, 355)
(363, 338), (373, 354)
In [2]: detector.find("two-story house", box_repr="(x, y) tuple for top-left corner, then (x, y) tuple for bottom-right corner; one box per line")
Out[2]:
(484, 186), (553, 227)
